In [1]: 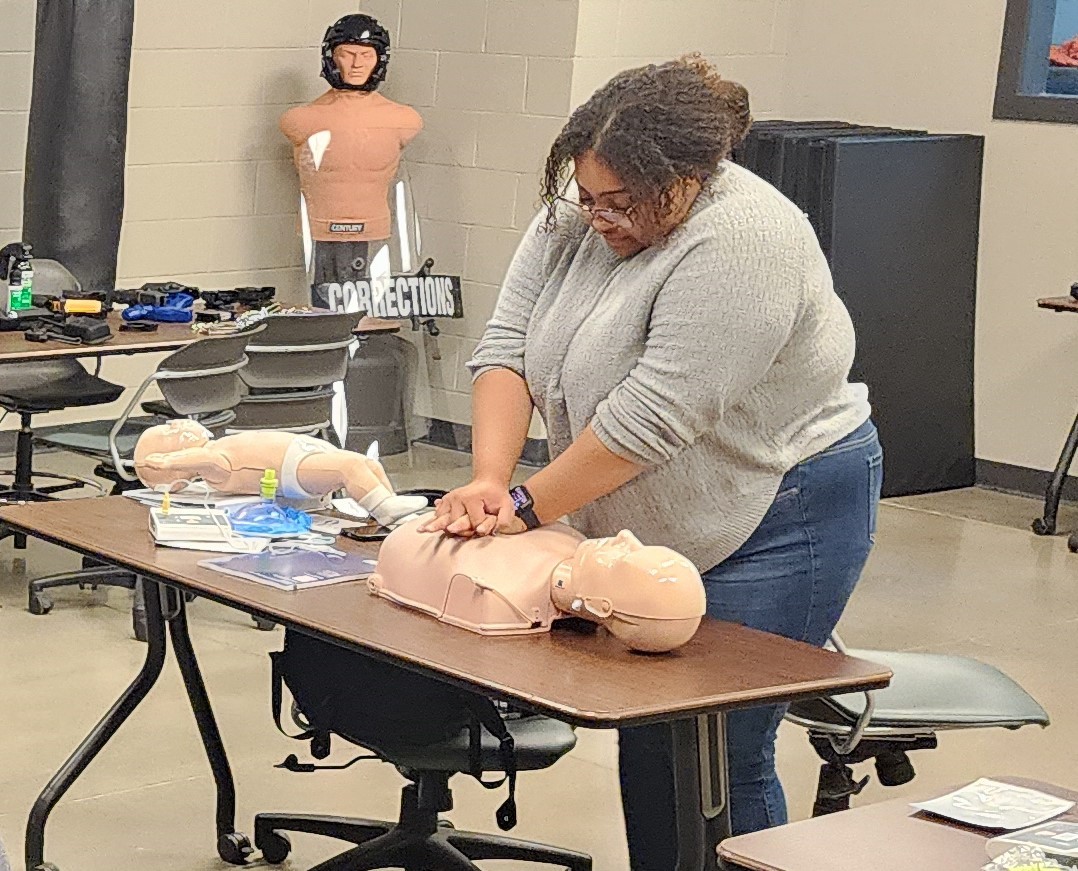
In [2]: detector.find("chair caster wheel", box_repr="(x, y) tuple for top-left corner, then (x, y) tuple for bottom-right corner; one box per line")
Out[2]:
(29, 591), (53, 615)
(1032, 517), (1054, 536)
(1068, 533), (1078, 553)
(438, 819), (456, 829)
(217, 831), (254, 865)
(256, 830), (292, 864)
(34, 863), (60, 871)
(252, 616), (277, 631)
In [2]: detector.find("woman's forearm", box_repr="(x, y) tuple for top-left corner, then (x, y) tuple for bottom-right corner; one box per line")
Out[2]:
(524, 424), (644, 524)
(471, 368), (534, 485)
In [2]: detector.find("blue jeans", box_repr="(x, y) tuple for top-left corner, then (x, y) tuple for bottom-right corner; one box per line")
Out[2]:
(618, 420), (882, 869)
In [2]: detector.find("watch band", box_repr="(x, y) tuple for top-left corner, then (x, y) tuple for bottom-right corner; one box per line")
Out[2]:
(509, 485), (542, 530)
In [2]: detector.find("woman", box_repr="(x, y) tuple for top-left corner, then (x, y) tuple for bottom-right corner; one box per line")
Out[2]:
(421, 55), (882, 866)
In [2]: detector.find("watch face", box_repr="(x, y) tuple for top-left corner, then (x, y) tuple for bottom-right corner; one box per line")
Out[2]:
(510, 487), (530, 511)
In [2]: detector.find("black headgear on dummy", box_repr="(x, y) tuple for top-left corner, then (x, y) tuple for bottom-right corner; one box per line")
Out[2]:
(320, 14), (391, 92)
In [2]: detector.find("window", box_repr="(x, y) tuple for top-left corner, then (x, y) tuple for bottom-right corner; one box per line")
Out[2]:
(995, 0), (1078, 122)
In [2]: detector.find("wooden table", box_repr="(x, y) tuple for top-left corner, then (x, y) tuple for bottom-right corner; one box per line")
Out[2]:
(1, 497), (892, 871)
(1033, 297), (1078, 541)
(0, 313), (195, 362)
(0, 312), (402, 363)
(718, 778), (1078, 871)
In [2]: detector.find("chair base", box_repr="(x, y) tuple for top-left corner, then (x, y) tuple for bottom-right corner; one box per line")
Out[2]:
(28, 565), (140, 630)
(255, 777), (591, 871)
(808, 733), (937, 816)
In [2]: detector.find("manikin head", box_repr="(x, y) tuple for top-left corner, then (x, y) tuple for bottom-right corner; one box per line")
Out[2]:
(552, 531), (706, 653)
(133, 420), (213, 489)
(321, 14), (391, 92)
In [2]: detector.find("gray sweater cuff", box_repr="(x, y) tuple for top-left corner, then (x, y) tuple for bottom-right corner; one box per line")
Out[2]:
(591, 411), (678, 468)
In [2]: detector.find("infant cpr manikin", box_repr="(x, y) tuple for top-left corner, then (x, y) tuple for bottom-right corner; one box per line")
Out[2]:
(133, 420), (427, 528)
(369, 518), (707, 653)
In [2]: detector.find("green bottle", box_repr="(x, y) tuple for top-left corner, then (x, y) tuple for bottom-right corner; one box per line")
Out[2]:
(16, 244), (33, 309)
(7, 243), (32, 312)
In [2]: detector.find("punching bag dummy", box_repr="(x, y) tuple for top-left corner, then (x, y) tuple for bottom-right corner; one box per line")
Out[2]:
(23, 0), (135, 291)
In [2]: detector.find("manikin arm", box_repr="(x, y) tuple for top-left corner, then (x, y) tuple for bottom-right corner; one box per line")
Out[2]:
(297, 452), (427, 526)
(138, 448), (235, 490)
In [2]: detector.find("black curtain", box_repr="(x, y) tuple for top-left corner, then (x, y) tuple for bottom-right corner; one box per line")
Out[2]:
(22, 0), (135, 291)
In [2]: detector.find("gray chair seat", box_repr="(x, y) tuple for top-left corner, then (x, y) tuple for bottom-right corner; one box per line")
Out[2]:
(356, 715), (577, 774)
(787, 650), (1049, 730)
(35, 417), (156, 459)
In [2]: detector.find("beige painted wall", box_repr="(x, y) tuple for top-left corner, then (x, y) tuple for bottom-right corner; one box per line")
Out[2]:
(573, 0), (792, 115)
(364, 0), (577, 435)
(781, 0), (1078, 472)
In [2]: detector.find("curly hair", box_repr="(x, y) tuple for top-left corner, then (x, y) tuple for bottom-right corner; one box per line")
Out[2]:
(541, 54), (752, 230)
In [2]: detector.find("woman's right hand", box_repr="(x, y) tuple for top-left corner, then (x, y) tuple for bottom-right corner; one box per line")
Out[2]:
(418, 477), (516, 537)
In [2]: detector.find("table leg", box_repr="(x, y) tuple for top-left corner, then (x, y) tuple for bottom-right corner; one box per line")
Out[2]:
(25, 580), (167, 871)
(670, 713), (731, 871)
(1033, 405), (1078, 536)
(164, 587), (252, 866)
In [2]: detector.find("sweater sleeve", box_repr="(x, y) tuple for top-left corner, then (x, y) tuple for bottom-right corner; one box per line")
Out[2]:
(591, 226), (810, 466)
(466, 210), (549, 381)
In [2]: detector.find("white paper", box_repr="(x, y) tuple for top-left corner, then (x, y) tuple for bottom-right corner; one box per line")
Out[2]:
(913, 779), (1075, 831)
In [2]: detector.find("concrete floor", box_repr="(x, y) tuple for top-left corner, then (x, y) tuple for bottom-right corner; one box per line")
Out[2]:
(1, 446), (1076, 870)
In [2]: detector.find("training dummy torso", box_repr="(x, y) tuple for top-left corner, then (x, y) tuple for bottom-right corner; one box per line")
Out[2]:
(370, 519), (586, 635)
(280, 91), (423, 244)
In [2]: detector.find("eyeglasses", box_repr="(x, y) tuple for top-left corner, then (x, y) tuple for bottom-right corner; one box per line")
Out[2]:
(554, 196), (637, 230)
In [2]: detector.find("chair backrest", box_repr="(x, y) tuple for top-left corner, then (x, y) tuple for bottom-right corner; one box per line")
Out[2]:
(231, 311), (358, 432)
(155, 325), (265, 418)
(30, 259), (81, 298)
(240, 311), (358, 390)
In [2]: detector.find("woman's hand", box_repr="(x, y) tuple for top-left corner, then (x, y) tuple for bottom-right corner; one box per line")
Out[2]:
(418, 478), (516, 537)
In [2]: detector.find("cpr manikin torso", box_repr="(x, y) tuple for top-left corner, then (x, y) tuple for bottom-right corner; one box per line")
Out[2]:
(133, 420), (427, 527)
(370, 519), (708, 653)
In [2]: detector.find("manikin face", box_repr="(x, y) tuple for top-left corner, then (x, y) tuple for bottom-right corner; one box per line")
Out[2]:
(333, 44), (379, 87)
(573, 530), (645, 573)
(132, 420), (213, 489)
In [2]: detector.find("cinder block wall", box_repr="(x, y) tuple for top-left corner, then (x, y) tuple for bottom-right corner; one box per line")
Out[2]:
(118, 0), (361, 296)
(1, 0), (791, 433)
(366, 0), (576, 433)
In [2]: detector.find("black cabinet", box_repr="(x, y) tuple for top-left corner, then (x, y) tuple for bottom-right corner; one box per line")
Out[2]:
(735, 123), (984, 497)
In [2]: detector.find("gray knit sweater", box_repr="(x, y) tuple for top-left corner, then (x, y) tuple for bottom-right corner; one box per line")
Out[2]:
(468, 162), (870, 569)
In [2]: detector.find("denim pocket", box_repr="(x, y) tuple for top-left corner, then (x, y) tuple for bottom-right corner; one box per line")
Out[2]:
(867, 453), (883, 543)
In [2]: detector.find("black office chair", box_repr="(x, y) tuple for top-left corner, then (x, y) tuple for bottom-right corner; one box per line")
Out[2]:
(785, 633), (1050, 815)
(259, 628), (590, 871)
(27, 328), (264, 633)
(0, 260), (124, 549)
(255, 714), (591, 870)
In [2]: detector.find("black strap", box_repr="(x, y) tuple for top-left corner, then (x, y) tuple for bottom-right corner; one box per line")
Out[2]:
(270, 651), (317, 741)
(466, 698), (518, 831)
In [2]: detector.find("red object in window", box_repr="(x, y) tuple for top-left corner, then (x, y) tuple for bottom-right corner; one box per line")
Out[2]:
(1050, 35), (1078, 67)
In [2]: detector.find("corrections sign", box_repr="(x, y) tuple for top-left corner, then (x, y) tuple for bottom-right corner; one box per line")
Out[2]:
(315, 275), (464, 319)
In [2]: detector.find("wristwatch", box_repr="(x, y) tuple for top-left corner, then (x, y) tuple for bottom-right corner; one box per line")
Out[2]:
(509, 485), (542, 530)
